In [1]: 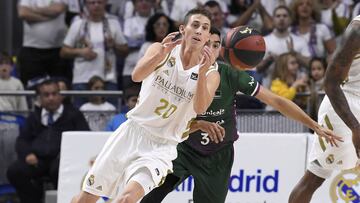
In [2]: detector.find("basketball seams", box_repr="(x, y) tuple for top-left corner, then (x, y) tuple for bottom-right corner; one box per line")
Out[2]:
(221, 26), (266, 70)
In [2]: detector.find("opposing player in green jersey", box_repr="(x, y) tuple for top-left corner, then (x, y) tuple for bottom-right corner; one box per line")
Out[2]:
(140, 27), (342, 203)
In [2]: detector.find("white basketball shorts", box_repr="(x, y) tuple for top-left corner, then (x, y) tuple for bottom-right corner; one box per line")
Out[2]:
(308, 93), (360, 178)
(82, 119), (178, 198)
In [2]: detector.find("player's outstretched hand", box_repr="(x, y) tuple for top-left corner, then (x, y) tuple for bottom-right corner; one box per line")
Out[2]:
(352, 127), (360, 158)
(199, 46), (216, 74)
(197, 120), (225, 144)
(314, 125), (343, 147)
(161, 32), (182, 54)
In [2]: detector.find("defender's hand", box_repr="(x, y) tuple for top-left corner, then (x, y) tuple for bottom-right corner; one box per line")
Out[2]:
(314, 125), (343, 147)
(198, 120), (225, 144)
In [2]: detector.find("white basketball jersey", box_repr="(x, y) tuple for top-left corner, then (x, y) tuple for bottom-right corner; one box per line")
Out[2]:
(342, 15), (360, 96)
(127, 45), (200, 143)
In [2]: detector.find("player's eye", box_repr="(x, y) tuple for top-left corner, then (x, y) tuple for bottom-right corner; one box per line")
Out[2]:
(202, 25), (209, 31)
(192, 23), (199, 28)
(213, 43), (220, 49)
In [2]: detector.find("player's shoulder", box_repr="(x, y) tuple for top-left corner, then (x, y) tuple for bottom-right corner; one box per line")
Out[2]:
(106, 14), (120, 22)
(218, 61), (247, 75)
(68, 15), (85, 28)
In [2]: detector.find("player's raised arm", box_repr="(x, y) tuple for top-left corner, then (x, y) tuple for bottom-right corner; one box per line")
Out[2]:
(256, 86), (343, 146)
(132, 32), (182, 82)
(325, 21), (360, 134)
(193, 46), (220, 114)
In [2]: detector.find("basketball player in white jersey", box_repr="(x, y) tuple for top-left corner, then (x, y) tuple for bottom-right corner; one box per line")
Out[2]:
(289, 16), (360, 203)
(71, 8), (220, 203)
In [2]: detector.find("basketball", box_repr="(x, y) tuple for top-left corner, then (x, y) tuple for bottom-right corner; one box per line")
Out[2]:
(220, 26), (266, 70)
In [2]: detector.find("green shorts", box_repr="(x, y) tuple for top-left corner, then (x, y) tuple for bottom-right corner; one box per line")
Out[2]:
(172, 143), (234, 203)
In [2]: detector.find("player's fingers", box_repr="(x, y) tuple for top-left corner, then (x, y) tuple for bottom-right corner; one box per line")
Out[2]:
(204, 47), (212, 60)
(162, 32), (179, 43)
(219, 125), (225, 138)
(208, 127), (218, 143)
(203, 49), (211, 65)
(326, 133), (342, 147)
(211, 127), (220, 143)
(172, 38), (182, 45)
(214, 125), (224, 142)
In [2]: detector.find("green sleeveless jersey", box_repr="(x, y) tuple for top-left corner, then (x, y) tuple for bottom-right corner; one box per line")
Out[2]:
(184, 61), (260, 155)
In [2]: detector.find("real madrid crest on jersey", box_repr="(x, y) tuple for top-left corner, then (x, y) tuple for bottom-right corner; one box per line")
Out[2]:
(87, 174), (95, 186)
(330, 168), (360, 202)
(167, 57), (176, 67)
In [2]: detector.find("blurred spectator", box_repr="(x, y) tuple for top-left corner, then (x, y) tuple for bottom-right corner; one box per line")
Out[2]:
(105, 84), (140, 131)
(257, 5), (311, 88)
(122, 0), (154, 89)
(319, 0), (351, 37)
(261, 0), (292, 18)
(204, 0), (231, 37)
(6, 79), (89, 203)
(227, 0), (273, 33)
(79, 75), (116, 112)
(308, 57), (327, 120)
(352, 2), (360, 18)
(123, 0), (170, 21)
(64, 0), (83, 26)
(0, 52), (28, 112)
(138, 13), (176, 59)
(17, 0), (72, 86)
(54, 76), (73, 107)
(60, 0), (128, 107)
(309, 57), (326, 91)
(270, 52), (309, 108)
(290, 0), (336, 60)
(170, 0), (228, 27)
(107, 0), (131, 24)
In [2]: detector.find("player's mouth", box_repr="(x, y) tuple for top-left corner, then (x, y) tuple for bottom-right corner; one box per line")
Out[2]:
(192, 37), (201, 42)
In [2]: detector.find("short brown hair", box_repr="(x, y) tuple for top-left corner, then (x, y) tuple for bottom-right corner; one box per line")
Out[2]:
(183, 8), (212, 26)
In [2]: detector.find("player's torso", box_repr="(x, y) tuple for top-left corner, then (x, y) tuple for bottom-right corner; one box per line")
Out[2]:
(127, 45), (199, 143)
(342, 15), (360, 96)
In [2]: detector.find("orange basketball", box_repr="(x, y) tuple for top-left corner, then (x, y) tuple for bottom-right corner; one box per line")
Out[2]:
(220, 26), (266, 70)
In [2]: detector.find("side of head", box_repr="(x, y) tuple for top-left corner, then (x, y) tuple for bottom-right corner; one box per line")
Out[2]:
(85, 0), (106, 18)
(36, 79), (62, 112)
(54, 77), (71, 91)
(290, 0), (321, 24)
(273, 5), (292, 31)
(124, 85), (140, 110)
(88, 75), (105, 90)
(0, 51), (13, 80)
(310, 57), (327, 81)
(206, 26), (222, 59)
(132, 0), (154, 17)
(272, 52), (298, 80)
(180, 8), (212, 48)
(204, 0), (224, 30)
(145, 13), (176, 42)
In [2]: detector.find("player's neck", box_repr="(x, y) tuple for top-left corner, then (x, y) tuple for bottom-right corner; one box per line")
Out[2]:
(180, 45), (202, 70)
(274, 29), (290, 38)
(298, 17), (313, 28)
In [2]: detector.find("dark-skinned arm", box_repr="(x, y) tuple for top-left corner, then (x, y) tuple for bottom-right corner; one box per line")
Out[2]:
(324, 20), (360, 155)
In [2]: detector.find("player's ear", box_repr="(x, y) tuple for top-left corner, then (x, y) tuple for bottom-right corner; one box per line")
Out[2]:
(179, 25), (185, 35)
